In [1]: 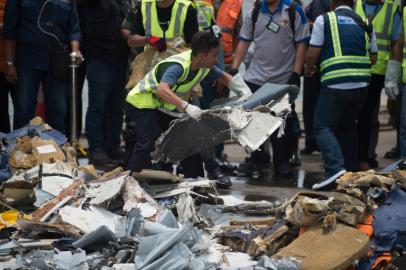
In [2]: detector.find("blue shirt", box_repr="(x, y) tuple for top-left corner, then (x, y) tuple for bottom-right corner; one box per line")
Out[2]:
(4, 0), (81, 70)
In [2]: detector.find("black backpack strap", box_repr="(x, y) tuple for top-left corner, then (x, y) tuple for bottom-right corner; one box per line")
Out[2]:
(344, 12), (373, 39)
(251, 0), (261, 35)
(288, 1), (297, 36)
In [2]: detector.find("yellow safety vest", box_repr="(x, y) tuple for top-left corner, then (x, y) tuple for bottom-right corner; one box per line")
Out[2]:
(402, 7), (406, 83)
(355, 0), (398, 75)
(194, 0), (214, 31)
(141, 0), (191, 40)
(320, 12), (371, 86)
(126, 50), (211, 111)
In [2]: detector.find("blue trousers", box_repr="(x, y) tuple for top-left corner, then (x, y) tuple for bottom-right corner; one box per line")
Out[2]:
(85, 61), (127, 151)
(314, 86), (367, 177)
(14, 67), (67, 133)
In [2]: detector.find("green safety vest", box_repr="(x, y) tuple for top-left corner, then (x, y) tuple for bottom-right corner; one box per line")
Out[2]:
(402, 7), (406, 83)
(126, 50), (211, 111)
(194, 0), (215, 31)
(355, 0), (398, 75)
(141, 0), (191, 40)
(320, 12), (371, 85)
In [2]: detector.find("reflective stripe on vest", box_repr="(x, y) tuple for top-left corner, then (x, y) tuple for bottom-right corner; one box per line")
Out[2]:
(355, 0), (398, 75)
(126, 50), (210, 110)
(142, 0), (191, 41)
(402, 7), (406, 83)
(216, 0), (242, 64)
(195, 0), (214, 30)
(320, 12), (371, 85)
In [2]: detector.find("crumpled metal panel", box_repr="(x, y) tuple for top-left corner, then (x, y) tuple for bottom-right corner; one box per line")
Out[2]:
(154, 83), (293, 162)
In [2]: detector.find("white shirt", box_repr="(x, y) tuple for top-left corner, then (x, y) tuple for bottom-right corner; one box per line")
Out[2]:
(309, 5), (377, 89)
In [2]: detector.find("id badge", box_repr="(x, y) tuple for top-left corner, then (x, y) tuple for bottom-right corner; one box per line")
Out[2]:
(267, 20), (280, 33)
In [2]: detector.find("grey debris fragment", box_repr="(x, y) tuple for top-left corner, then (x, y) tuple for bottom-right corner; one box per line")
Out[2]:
(256, 255), (301, 270)
(141, 242), (193, 270)
(176, 193), (197, 224)
(135, 223), (195, 268)
(73, 225), (118, 250)
(34, 188), (55, 207)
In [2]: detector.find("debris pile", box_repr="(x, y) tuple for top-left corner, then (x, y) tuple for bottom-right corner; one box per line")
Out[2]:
(1, 118), (406, 270)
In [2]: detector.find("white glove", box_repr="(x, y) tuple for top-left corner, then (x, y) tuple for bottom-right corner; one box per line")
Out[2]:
(228, 74), (252, 98)
(185, 103), (202, 119)
(384, 60), (402, 100)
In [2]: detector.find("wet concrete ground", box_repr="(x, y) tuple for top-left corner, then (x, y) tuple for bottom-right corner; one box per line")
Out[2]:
(219, 110), (397, 202)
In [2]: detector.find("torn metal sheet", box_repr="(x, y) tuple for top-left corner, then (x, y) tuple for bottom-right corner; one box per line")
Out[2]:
(33, 188), (55, 207)
(141, 242), (194, 270)
(154, 84), (293, 162)
(73, 225), (118, 251)
(122, 177), (160, 219)
(59, 205), (126, 235)
(39, 162), (75, 196)
(85, 171), (129, 206)
(135, 223), (195, 268)
(149, 179), (213, 199)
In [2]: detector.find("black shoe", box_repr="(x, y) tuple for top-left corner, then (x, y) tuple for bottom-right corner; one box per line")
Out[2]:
(300, 145), (319, 155)
(289, 153), (301, 167)
(216, 154), (237, 171)
(385, 147), (400, 159)
(89, 148), (115, 164)
(368, 158), (379, 169)
(207, 168), (232, 188)
(237, 158), (271, 175)
(237, 158), (256, 175)
(107, 148), (126, 161)
(398, 159), (406, 170)
(274, 163), (293, 177)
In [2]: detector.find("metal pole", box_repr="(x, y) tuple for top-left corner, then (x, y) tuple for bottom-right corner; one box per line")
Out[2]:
(69, 52), (79, 145)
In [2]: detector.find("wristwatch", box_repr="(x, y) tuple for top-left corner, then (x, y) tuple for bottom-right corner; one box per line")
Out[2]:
(5, 61), (14, 67)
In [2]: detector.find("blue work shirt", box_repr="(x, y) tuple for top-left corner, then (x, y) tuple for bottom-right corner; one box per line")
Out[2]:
(3, 0), (81, 70)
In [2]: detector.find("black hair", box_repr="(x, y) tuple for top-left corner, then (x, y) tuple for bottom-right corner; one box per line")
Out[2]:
(333, 0), (354, 8)
(191, 31), (219, 56)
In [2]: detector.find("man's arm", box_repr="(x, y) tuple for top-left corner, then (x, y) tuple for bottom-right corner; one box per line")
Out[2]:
(390, 38), (402, 62)
(231, 40), (250, 70)
(155, 82), (187, 110)
(304, 46), (322, 77)
(293, 42), (308, 75)
(3, 0), (18, 83)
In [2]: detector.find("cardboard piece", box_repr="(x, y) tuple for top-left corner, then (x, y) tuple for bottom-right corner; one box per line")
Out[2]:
(275, 224), (370, 270)
(31, 137), (65, 164)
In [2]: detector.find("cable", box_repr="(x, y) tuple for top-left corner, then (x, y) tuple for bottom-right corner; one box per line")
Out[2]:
(37, 0), (63, 48)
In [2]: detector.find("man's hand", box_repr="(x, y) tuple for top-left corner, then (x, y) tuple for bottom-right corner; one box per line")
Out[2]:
(5, 64), (17, 84)
(228, 74), (252, 97)
(287, 72), (300, 87)
(148, 36), (166, 52)
(185, 103), (202, 119)
(384, 60), (402, 100)
(304, 64), (317, 78)
(71, 51), (84, 65)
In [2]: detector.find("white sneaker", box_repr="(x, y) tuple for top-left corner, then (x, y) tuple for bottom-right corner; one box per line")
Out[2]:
(312, 169), (347, 190)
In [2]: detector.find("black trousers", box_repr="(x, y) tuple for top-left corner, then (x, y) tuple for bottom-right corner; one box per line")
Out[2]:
(0, 73), (16, 133)
(303, 73), (321, 149)
(126, 105), (204, 178)
(245, 81), (300, 168)
(357, 74), (384, 163)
